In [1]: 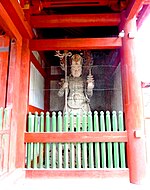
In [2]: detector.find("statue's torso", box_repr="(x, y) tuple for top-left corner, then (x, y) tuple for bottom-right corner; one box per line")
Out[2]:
(67, 77), (86, 109)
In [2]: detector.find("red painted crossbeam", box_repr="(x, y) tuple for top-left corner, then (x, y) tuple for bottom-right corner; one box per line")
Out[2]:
(41, 0), (119, 8)
(30, 13), (120, 28)
(30, 38), (122, 51)
(24, 131), (128, 143)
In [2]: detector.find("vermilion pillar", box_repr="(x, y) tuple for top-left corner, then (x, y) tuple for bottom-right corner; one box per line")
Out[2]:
(6, 40), (21, 170)
(0, 35), (10, 107)
(121, 16), (146, 184)
(16, 39), (30, 168)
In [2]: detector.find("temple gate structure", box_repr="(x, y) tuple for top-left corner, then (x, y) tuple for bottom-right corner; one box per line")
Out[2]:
(0, 0), (150, 186)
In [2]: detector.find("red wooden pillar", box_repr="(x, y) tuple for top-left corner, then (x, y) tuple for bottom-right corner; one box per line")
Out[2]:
(44, 64), (50, 111)
(0, 35), (10, 107)
(6, 39), (22, 170)
(6, 38), (30, 169)
(121, 16), (146, 184)
(16, 39), (30, 168)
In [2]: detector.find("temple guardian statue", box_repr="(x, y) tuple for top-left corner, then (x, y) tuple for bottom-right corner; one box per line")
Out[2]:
(57, 52), (94, 118)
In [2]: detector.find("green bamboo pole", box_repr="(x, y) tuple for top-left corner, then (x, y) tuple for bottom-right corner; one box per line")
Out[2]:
(88, 111), (94, 168)
(27, 112), (32, 168)
(58, 111), (62, 168)
(33, 112), (38, 168)
(45, 112), (50, 168)
(118, 111), (126, 168)
(39, 112), (44, 168)
(76, 113), (81, 168)
(64, 112), (68, 168)
(112, 111), (119, 168)
(100, 111), (106, 168)
(70, 112), (75, 168)
(94, 111), (100, 168)
(52, 112), (56, 168)
(106, 111), (113, 168)
(0, 107), (3, 130)
(82, 112), (87, 168)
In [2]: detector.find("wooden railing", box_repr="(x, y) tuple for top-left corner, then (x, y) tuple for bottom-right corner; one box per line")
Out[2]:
(25, 111), (127, 176)
(0, 107), (11, 175)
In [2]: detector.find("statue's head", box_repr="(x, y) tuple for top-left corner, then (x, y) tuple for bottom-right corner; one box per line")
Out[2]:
(71, 54), (82, 77)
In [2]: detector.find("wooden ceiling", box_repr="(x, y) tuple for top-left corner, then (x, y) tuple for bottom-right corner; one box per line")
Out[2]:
(0, 0), (150, 66)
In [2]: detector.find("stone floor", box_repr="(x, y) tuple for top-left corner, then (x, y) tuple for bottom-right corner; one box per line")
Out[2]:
(1, 170), (149, 190)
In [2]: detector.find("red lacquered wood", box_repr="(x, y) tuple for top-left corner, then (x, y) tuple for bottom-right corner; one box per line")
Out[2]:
(0, 0), (33, 39)
(0, 3), (22, 42)
(28, 105), (45, 113)
(6, 41), (22, 170)
(30, 38), (122, 51)
(25, 168), (129, 178)
(126, 0), (144, 20)
(30, 13), (120, 28)
(121, 16), (146, 184)
(15, 39), (30, 168)
(0, 35), (10, 107)
(24, 131), (128, 143)
(40, 0), (116, 8)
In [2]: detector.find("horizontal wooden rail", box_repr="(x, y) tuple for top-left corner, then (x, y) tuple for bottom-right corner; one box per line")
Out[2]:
(24, 131), (127, 143)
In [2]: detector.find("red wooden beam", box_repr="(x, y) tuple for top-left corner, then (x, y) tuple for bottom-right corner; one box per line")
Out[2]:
(26, 169), (129, 178)
(24, 131), (128, 143)
(0, 3), (22, 42)
(41, 0), (113, 8)
(28, 105), (45, 113)
(126, 0), (145, 20)
(30, 13), (120, 28)
(30, 38), (122, 51)
(0, 0), (33, 39)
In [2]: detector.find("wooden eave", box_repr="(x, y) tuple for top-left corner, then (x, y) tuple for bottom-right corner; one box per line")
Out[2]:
(0, 0), (33, 39)
(0, 3), (22, 42)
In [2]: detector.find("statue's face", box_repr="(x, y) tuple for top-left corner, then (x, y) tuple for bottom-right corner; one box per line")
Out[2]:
(71, 54), (82, 77)
(71, 65), (82, 77)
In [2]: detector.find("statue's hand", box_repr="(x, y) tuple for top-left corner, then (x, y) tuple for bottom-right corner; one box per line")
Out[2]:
(58, 79), (68, 97)
(62, 81), (68, 89)
(87, 74), (94, 89)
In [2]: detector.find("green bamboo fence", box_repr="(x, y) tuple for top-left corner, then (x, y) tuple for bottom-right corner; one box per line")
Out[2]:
(26, 111), (127, 169)
(0, 107), (11, 174)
